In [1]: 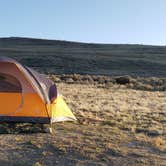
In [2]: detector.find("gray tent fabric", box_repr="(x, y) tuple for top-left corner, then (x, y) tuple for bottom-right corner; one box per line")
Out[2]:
(25, 67), (57, 103)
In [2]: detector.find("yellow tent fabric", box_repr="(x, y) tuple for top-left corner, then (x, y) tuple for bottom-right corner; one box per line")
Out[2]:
(51, 95), (77, 122)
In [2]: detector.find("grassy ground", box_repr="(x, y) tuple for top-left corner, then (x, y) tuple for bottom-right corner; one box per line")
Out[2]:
(0, 79), (165, 165)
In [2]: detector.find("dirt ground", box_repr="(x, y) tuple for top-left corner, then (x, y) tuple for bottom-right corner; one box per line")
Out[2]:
(0, 81), (165, 166)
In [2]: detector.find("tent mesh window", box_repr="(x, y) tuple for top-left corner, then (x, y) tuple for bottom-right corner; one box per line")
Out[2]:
(0, 73), (22, 93)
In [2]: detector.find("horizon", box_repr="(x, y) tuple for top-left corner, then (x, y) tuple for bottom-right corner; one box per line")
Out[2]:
(0, 0), (166, 46)
(1, 36), (166, 47)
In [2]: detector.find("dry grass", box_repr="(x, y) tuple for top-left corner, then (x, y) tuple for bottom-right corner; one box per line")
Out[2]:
(0, 80), (166, 165)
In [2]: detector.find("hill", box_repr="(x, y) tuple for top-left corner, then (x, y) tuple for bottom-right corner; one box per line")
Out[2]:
(0, 37), (166, 77)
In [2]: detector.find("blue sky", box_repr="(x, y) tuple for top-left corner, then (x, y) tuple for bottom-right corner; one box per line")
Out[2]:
(0, 0), (165, 45)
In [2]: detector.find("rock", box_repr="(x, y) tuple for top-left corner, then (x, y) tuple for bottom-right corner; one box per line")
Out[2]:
(65, 78), (74, 84)
(115, 76), (130, 85)
(147, 129), (163, 136)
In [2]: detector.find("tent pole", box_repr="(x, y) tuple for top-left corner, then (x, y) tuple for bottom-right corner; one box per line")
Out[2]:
(49, 122), (53, 134)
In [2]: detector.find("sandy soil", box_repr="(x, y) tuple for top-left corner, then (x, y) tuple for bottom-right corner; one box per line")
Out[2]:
(0, 82), (165, 166)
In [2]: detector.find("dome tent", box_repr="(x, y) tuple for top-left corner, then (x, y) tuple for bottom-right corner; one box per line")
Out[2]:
(0, 56), (76, 124)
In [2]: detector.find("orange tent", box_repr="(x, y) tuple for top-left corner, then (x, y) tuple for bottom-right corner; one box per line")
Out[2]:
(0, 57), (76, 124)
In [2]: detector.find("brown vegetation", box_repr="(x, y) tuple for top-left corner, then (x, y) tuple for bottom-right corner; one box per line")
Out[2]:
(0, 75), (165, 165)
(50, 74), (166, 91)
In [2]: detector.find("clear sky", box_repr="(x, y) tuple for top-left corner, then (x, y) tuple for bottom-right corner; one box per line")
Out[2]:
(0, 0), (166, 45)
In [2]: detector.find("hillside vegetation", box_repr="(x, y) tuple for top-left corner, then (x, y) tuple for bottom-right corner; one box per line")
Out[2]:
(0, 37), (166, 76)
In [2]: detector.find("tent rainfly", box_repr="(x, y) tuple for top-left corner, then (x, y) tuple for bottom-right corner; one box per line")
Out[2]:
(0, 57), (76, 124)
